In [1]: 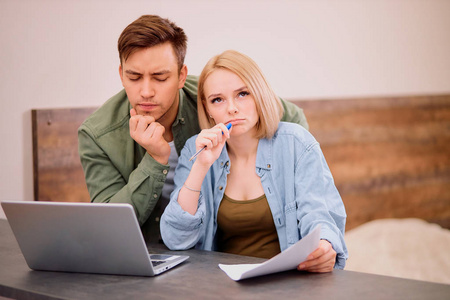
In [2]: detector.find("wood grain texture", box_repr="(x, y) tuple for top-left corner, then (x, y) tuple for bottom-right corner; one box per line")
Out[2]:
(292, 95), (450, 230)
(32, 107), (97, 203)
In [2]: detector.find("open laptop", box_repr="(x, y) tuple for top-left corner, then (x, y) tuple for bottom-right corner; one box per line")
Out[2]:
(1, 200), (189, 276)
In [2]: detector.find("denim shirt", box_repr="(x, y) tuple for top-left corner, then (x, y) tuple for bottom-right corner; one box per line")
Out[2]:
(161, 122), (348, 269)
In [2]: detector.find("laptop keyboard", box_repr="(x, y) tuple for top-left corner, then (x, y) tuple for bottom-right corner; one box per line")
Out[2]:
(151, 260), (166, 267)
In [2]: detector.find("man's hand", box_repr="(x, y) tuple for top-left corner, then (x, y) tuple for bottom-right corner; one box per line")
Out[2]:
(297, 240), (336, 273)
(129, 108), (171, 165)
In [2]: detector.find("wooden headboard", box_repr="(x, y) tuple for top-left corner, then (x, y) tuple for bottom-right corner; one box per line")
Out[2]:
(31, 94), (450, 230)
(32, 107), (97, 203)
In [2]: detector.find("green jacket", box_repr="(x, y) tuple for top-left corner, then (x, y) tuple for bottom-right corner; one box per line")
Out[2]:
(78, 75), (308, 241)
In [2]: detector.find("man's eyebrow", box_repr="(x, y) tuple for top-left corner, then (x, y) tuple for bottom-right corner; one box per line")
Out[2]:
(151, 70), (171, 76)
(124, 69), (171, 76)
(125, 70), (142, 75)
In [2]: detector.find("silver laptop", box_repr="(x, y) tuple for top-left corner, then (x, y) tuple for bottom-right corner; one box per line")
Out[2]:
(1, 200), (189, 276)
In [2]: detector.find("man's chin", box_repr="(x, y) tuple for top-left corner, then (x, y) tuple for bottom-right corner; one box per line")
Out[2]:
(137, 109), (158, 118)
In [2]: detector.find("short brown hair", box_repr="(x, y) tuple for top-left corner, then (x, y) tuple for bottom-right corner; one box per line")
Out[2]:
(198, 50), (283, 139)
(118, 15), (187, 71)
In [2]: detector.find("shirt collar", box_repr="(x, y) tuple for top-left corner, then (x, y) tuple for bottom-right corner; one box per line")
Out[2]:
(256, 138), (273, 171)
(217, 138), (273, 172)
(172, 89), (187, 127)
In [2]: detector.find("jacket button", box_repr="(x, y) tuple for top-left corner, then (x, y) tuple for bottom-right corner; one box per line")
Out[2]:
(163, 169), (168, 175)
(153, 194), (158, 199)
(219, 186), (223, 190)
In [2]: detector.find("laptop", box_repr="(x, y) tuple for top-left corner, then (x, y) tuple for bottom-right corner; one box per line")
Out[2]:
(1, 200), (189, 276)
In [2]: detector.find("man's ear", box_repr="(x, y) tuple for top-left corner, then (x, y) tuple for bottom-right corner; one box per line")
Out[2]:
(178, 64), (188, 89)
(119, 65), (124, 86)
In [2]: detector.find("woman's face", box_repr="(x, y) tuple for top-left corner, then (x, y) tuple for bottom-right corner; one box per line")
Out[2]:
(203, 69), (259, 138)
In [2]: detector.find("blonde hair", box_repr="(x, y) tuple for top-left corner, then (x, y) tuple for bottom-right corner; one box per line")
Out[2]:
(197, 50), (283, 139)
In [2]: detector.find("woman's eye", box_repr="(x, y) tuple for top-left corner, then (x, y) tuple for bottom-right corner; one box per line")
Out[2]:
(238, 91), (249, 98)
(211, 97), (223, 104)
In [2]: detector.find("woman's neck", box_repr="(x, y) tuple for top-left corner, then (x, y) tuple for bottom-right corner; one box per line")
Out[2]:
(226, 135), (259, 162)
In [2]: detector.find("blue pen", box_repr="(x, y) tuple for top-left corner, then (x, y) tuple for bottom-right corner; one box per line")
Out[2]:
(189, 123), (232, 161)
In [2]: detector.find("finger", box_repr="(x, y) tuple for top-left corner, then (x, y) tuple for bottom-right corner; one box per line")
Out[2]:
(305, 255), (336, 272)
(216, 123), (230, 139)
(200, 132), (221, 148)
(147, 122), (165, 140)
(129, 115), (138, 133)
(218, 123), (233, 139)
(197, 136), (214, 150)
(135, 115), (156, 134)
(305, 265), (334, 273)
(298, 248), (336, 271)
(298, 260), (331, 272)
(204, 126), (223, 142)
(212, 126), (224, 145)
(134, 117), (149, 134)
(306, 240), (332, 261)
(226, 124), (232, 137)
(130, 108), (137, 117)
(308, 252), (335, 268)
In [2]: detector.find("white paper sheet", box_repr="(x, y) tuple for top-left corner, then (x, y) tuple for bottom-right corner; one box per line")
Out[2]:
(218, 226), (321, 281)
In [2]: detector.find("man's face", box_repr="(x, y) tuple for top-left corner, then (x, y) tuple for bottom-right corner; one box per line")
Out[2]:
(119, 42), (187, 125)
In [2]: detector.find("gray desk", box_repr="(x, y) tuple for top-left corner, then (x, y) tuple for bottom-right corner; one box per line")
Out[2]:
(0, 219), (449, 300)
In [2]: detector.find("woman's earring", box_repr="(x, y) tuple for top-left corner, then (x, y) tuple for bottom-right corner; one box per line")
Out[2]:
(209, 115), (213, 119)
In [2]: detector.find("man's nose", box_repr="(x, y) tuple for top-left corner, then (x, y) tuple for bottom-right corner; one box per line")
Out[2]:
(141, 79), (155, 98)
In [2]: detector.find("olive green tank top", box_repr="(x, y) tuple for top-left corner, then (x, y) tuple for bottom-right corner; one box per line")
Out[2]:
(216, 194), (280, 259)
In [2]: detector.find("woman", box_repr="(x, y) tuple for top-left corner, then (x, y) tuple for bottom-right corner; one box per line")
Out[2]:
(161, 50), (347, 272)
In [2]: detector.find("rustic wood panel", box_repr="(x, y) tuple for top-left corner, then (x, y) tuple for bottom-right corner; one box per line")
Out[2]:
(292, 94), (450, 230)
(32, 107), (97, 202)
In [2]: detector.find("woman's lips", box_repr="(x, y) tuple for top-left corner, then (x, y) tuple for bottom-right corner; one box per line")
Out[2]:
(226, 119), (245, 125)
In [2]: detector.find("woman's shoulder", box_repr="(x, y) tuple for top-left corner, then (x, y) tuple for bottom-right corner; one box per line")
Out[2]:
(275, 122), (315, 140)
(269, 122), (318, 151)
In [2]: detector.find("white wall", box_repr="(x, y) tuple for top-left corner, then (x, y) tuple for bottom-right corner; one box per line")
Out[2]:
(1, 0), (449, 218)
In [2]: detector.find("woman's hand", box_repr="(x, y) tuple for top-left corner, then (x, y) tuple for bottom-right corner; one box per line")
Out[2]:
(194, 123), (231, 166)
(297, 240), (336, 273)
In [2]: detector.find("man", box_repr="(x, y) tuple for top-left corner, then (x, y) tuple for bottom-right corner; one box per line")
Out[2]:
(78, 15), (308, 242)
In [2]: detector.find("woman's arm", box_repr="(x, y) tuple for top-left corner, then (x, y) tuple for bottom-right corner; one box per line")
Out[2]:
(178, 123), (231, 215)
(294, 141), (348, 271)
(160, 124), (231, 250)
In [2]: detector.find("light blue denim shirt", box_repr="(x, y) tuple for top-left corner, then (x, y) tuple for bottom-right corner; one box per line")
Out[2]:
(161, 122), (348, 269)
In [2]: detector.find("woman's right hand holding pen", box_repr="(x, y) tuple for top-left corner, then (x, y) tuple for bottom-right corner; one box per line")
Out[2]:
(193, 123), (231, 167)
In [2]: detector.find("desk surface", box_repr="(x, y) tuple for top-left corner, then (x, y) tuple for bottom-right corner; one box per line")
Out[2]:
(0, 219), (449, 300)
